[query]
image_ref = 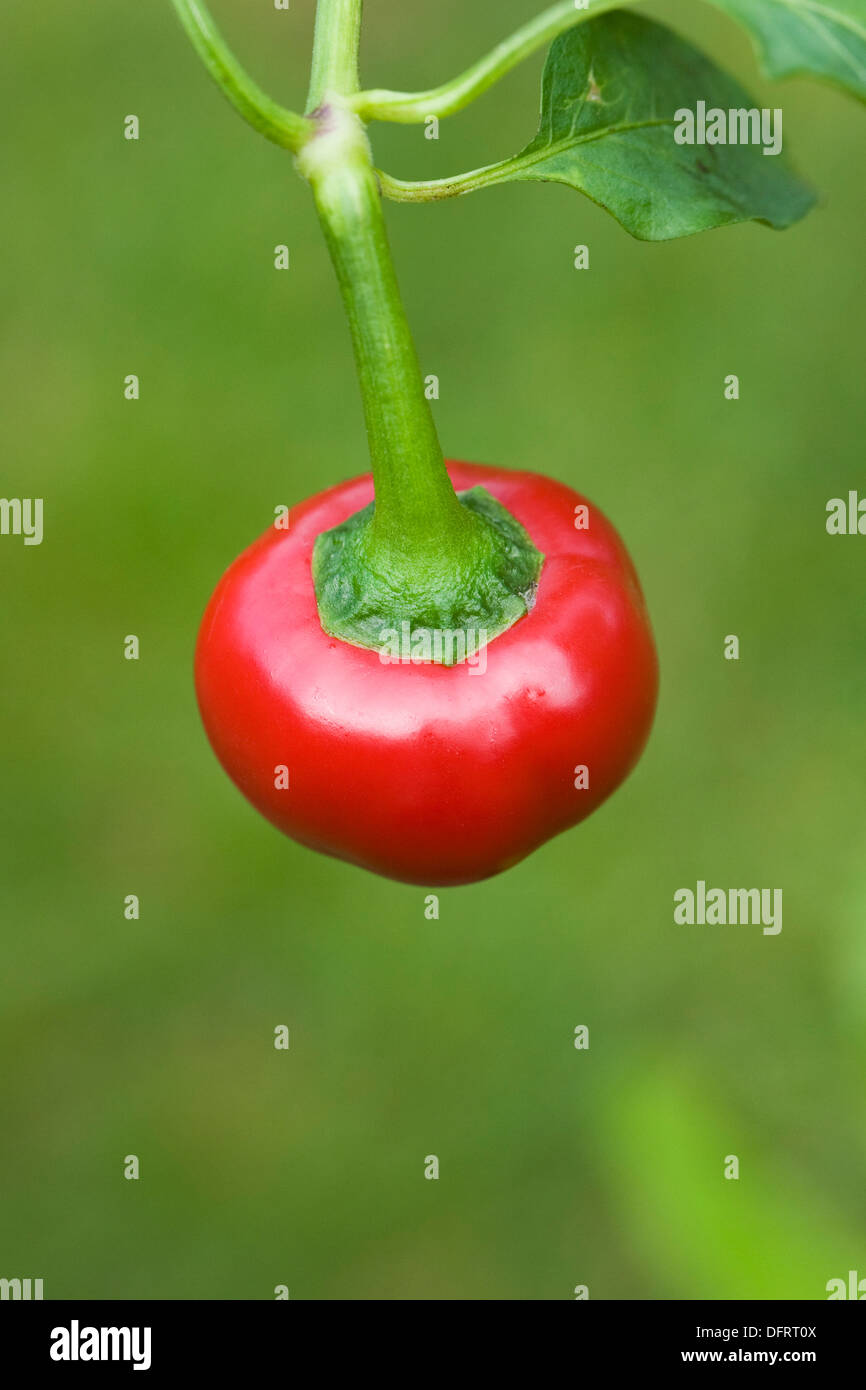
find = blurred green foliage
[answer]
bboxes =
[1,0,864,1299]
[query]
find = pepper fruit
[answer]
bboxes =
[195,463,657,885]
[176,1,660,885]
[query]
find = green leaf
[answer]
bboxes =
[493,10,815,241]
[710,0,866,101]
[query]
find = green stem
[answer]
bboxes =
[349,0,619,123]
[297,100,542,652]
[377,161,518,204]
[301,1,464,550]
[376,117,675,203]
[306,0,363,112]
[170,0,313,151]
[175,0,544,657]
[298,107,462,549]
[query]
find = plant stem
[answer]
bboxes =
[299,109,464,551]
[306,0,363,112]
[297,0,543,654]
[376,117,675,203]
[377,162,516,204]
[175,0,544,652]
[171,0,313,151]
[300,2,469,554]
[349,0,619,123]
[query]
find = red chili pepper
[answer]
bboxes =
[175,9,660,885]
[195,461,657,886]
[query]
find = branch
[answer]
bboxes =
[171,0,313,151]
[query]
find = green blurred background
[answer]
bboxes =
[1,0,864,1300]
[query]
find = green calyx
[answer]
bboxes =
[312,485,544,663]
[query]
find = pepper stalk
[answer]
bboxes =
[172,0,544,658]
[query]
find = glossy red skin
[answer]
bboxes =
[195,463,658,885]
